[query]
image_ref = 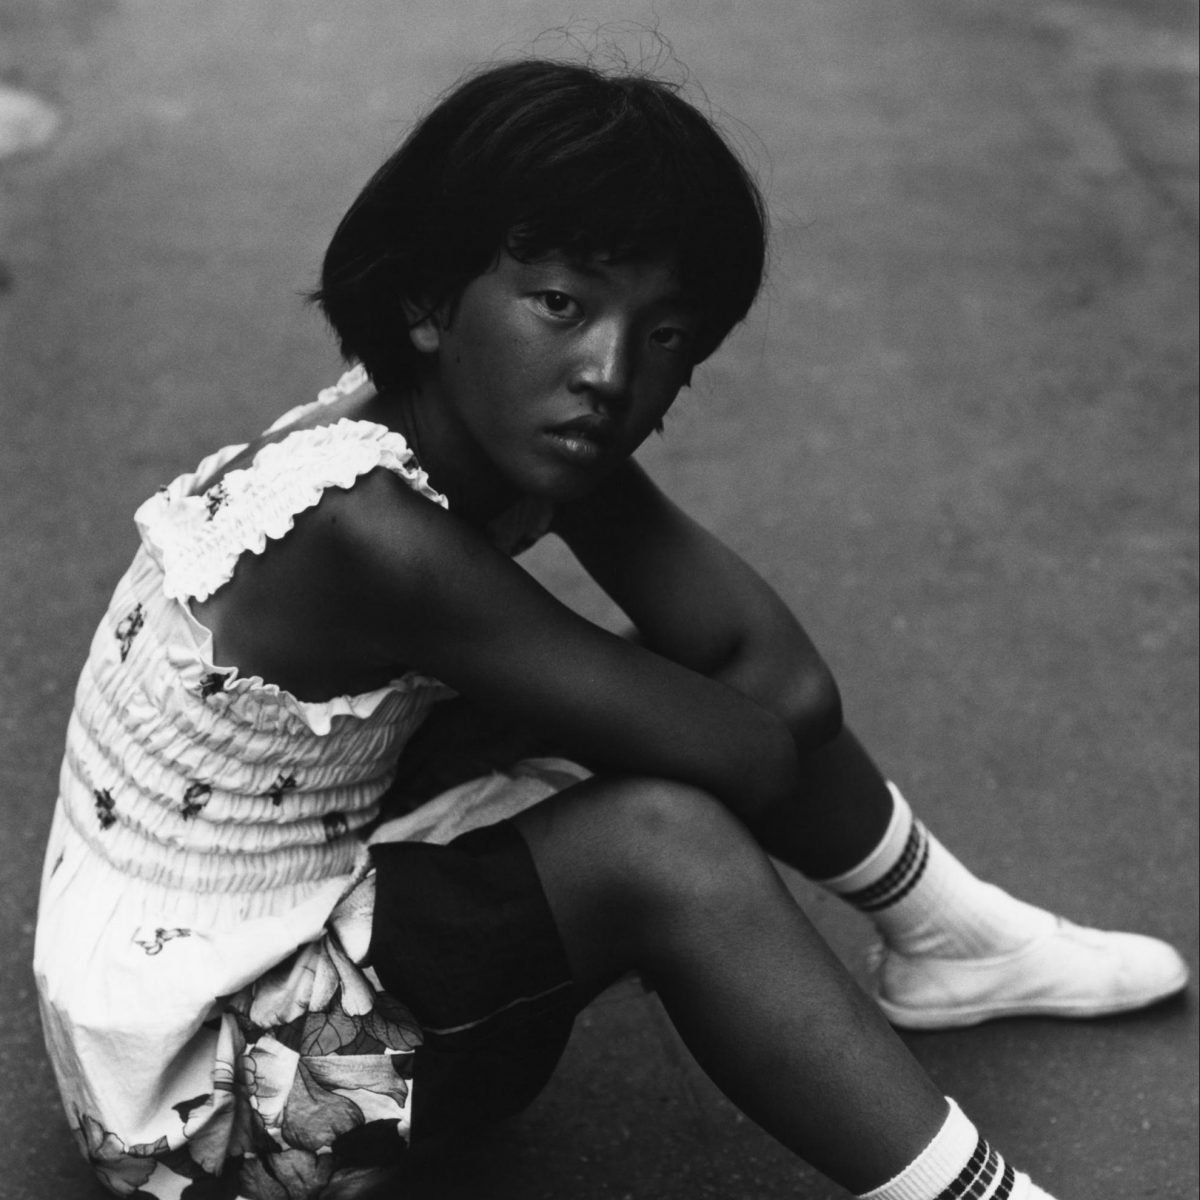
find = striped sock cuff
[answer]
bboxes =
[858,1097,1033,1200]
[818,782,926,915]
[846,819,930,913]
[934,1136,1016,1199]
[859,1099,1008,1200]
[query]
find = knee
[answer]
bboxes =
[600,778,768,918]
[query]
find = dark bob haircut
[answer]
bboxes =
[311,59,768,394]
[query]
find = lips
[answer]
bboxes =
[548,413,616,446]
[544,413,616,465]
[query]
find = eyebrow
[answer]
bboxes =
[520,256,698,312]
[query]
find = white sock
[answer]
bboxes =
[819,783,1055,958]
[858,1097,1057,1200]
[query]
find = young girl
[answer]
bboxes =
[34,58,1187,1200]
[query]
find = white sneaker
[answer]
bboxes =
[869,918,1190,1030]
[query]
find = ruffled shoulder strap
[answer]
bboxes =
[261,362,371,435]
[135,391,447,603]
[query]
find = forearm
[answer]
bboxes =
[699,603,844,756]
[552,463,841,783]
[393,685,805,829]
[545,647,810,824]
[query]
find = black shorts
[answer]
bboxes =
[368,820,580,1152]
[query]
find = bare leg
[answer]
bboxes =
[390,699,895,880]
[513,775,946,1195]
[752,725,895,878]
[747,727,1189,1030]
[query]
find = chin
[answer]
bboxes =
[511,457,613,504]
[531,477,601,505]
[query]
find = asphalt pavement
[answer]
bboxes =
[1,1,1196,1197]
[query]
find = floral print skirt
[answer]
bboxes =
[35,761,587,1200]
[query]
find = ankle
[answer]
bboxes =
[820,784,1055,959]
[881,862,1056,960]
[856,1097,1057,1200]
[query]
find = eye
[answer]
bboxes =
[534,290,582,320]
[649,326,691,353]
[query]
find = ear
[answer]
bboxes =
[402,300,441,354]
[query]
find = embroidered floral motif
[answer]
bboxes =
[93,788,117,830]
[263,773,298,807]
[204,480,229,519]
[199,670,229,699]
[322,813,349,842]
[181,781,213,820]
[114,603,145,663]
[132,927,193,956]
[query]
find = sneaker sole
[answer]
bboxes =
[874,963,1190,1030]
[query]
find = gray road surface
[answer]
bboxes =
[1,1,1196,1197]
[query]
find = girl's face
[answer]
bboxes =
[408,249,699,508]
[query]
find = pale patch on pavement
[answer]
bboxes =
[0,84,60,160]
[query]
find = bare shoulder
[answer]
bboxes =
[310,467,546,666]
[192,465,467,699]
[317,465,495,599]
[210,464,801,816]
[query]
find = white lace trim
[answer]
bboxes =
[135,415,448,605]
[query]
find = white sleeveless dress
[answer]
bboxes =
[33,367,587,1199]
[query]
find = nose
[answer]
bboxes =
[569,319,634,406]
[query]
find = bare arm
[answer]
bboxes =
[552,460,842,750]
[324,470,804,823]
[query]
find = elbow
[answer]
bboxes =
[722,652,842,824]
[722,635,843,751]
[740,674,841,825]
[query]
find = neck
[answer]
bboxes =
[387,385,520,528]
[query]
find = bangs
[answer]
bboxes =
[313,59,766,391]
[490,80,765,358]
